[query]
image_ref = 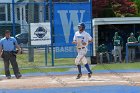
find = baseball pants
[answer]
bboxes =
[75,47,88,65]
[99,53,110,64]
[128,48,135,62]
[114,46,122,62]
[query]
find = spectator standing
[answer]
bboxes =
[127,32,137,62]
[113,32,123,63]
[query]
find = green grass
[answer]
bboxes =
[92,62,140,70]
[0,68,69,75]
[0,50,73,74]
[54,58,74,66]
[8,51,75,68]
[0,52,75,68]
[0,50,74,74]
[1,49,140,74]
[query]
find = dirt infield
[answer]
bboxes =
[0,73,140,89]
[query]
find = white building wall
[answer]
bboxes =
[0,0,19,3]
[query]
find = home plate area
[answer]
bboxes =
[0,73,140,89]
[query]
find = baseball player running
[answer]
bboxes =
[72,22,92,79]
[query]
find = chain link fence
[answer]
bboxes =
[0,1,92,72]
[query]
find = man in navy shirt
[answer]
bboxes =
[0,30,22,79]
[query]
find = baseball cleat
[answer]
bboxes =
[16,74,22,79]
[7,76,11,79]
[76,74,82,79]
[88,73,92,78]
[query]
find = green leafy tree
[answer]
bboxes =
[92,0,138,17]
[130,0,140,16]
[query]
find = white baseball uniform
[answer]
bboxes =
[73,31,92,65]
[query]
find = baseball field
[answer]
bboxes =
[1,61,140,93]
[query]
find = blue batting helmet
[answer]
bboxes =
[78,22,85,29]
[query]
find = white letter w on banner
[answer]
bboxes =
[57,10,85,43]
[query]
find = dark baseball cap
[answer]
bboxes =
[130,32,134,36]
[5,30,11,34]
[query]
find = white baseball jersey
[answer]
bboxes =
[73,31,92,48]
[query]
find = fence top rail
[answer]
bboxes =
[0,1,90,5]
[0,2,48,5]
[20,45,50,48]
[126,43,140,46]
[20,44,77,48]
[15,2,48,5]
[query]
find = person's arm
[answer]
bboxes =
[88,39,93,44]
[97,46,100,53]
[112,37,114,42]
[72,33,77,44]
[16,44,21,54]
[120,37,123,50]
[82,33,92,46]
[127,37,132,43]
[87,33,93,44]
[0,47,2,56]
[134,37,138,43]
[105,46,108,52]
[14,38,21,54]
[138,36,140,43]
[128,37,138,44]
[120,37,123,46]
[0,40,3,57]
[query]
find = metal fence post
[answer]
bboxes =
[89,0,93,57]
[126,43,129,63]
[28,0,35,62]
[43,0,48,66]
[45,46,48,66]
[44,0,47,22]
[49,0,54,66]
[12,0,16,36]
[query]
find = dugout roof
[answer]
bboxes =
[93,17,140,25]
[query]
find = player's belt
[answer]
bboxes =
[3,51,16,53]
[78,47,85,49]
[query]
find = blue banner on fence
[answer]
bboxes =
[54,3,92,58]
